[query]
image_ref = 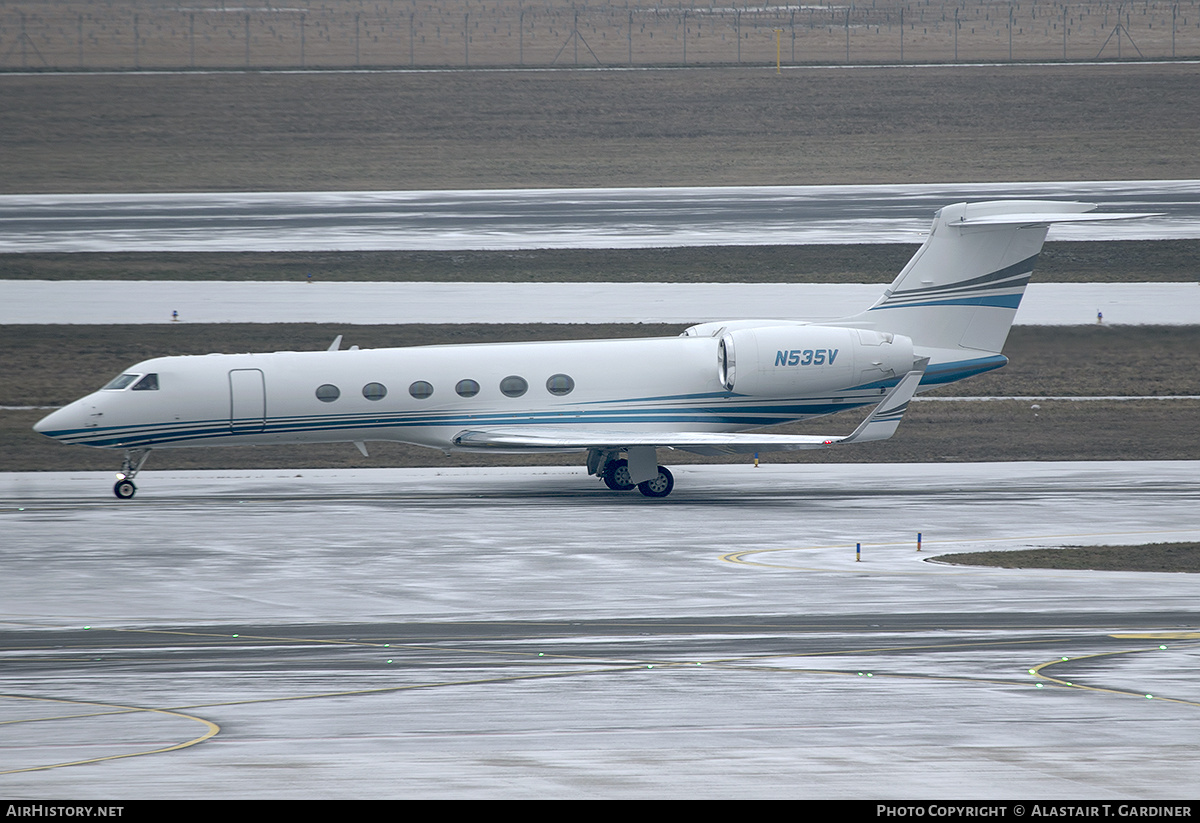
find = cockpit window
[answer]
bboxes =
[131,373,159,391]
[102,373,140,390]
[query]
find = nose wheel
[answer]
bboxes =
[113,449,151,500]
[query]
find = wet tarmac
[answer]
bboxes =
[2,462,1198,798]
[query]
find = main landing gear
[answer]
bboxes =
[636,465,674,498]
[113,449,151,500]
[589,450,676,499]
[602,458,634,491]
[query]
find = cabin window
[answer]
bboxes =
[131,373,159,391]
[102,374,139,390]
[500,376,528,398]
[545,374,575,396]
[455,379,480,398]
[316,384,340,403]
[409,381,434,400]
[362,382,387,401]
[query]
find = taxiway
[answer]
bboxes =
[1,181,1196,252]
[1,462,1198,798]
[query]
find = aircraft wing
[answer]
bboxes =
[452,365,926,455]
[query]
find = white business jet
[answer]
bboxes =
[34,200,1145,500]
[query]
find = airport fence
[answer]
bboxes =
[1,1,1198,70]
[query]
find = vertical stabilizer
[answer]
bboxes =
[833,200,1102,385]
[843,201,1098,352]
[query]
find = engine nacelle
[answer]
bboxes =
[717,325,914,396]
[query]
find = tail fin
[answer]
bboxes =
[834,200,1142,386]
[841,201,1098,353]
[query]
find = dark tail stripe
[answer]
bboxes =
[885,254,1039,300]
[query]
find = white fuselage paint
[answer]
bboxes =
[37,329,917,454]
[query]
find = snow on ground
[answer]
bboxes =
[3,281,1196,325]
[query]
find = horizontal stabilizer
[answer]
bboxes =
[452,362,927,455]
[955,210,1162,227]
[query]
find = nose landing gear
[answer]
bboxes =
[113,449,151,500]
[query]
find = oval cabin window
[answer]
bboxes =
[545,374,575,396]
[500,376,528,398]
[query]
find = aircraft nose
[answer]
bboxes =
[34,406,66,436]
[33,402,88,439]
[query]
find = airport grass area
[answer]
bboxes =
[934,544,1200,573]
[4,240,1199,284]
[3,63,1199,193]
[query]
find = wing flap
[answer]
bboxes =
[453,427,845,453]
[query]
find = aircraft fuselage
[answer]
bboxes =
[36,326,915,454]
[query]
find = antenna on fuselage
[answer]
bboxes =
[327,335,343,352]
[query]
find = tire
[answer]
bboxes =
[603,458,635,491]
[113,479,137,500]
[637,466,674,498]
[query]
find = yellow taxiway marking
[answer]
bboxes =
[8,623,1197,776]
[1111,632,1200,640]
[1030,645,1200,709]
[0,694,219,775]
